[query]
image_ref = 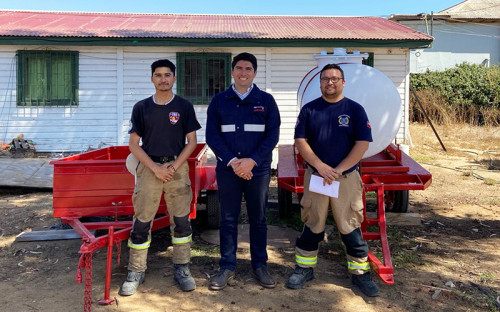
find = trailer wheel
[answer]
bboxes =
[206,190,220,229]
[278,186,293,218]
[384,190,409,213]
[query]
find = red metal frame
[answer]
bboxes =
[277,143,432,285]
[276,144,305,194]
[50,144,216,312]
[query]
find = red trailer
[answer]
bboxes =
[50,143,217,311]
[277,143,432,285]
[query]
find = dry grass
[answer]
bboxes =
[410,89,500,126]
[409,122,500,174]
[410,89,453,125]
[411,123,500,152]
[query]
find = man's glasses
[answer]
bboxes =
[320,77,343,83]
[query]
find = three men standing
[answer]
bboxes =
[121,55,377,298]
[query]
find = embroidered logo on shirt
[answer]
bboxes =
[338,114,350,127]
[253,106,265,112]
[367,121,371,128]
[169,112,180,124]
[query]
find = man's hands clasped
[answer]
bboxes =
[316,163,342,185]
[231,158,255,180]
[153,163,177,182]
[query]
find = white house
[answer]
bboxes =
[389,0,500,73]
[0,10,432,152]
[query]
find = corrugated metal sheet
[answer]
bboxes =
[0,10,432,41]
[390,0,500,22]
[438,0,500,19]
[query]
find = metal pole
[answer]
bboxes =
[98,226,116,305]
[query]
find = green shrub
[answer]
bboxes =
[410,63,500,126]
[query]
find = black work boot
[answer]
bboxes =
[286,265,314,289]
[209,269,235,290]
[174,264,196,291]
[119,271,145,296]
[253,266,276,288]
[351,272,379,297]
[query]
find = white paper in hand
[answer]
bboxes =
[309,174,340,198]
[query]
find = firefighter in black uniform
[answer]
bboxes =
[120,59,201,296]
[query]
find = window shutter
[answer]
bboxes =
[177,52,231,105]
[17,50,78,106]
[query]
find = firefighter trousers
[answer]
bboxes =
[294,168,370,275]
[127,161,193,272]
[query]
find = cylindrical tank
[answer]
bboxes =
[297,51,402,158]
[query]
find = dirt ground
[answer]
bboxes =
[0,123,499,312]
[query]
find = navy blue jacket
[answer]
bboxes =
[206,85,281,175]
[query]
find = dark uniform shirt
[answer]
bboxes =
[129,95,201,157]
[206,84,280,176]
[294,97,372,174]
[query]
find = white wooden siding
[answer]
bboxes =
[0,46,120,152]
[0,46,411,153]
[269,48,324,145]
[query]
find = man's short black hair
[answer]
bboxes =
[232,52,257,71]
[151,59,176,76]
[320,63,344,80]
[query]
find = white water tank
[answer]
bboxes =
[297,49,402,158]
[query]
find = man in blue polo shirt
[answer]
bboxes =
[206,52,280,290]
[287,63,379,297]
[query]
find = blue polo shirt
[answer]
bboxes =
[294,96,372,173]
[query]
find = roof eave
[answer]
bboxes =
[389,14,500,22]
[0,36,433,49]
[388,14,452,21]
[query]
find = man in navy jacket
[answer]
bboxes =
[206,52,280,290]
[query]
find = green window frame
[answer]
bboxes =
[176,53,232,105]
[17,50,79,106]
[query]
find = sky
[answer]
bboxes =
[0,0,462,17]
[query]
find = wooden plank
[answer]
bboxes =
[15,229,95,242]
[366,212,421,226]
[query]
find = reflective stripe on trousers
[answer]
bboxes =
[128,239,151,250]
[347,261,370,271]
[295,254,317,266]
[172,234,192,245]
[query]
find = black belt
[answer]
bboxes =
[150,155,176,164]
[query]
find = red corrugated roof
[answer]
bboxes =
[0,10,432,41]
